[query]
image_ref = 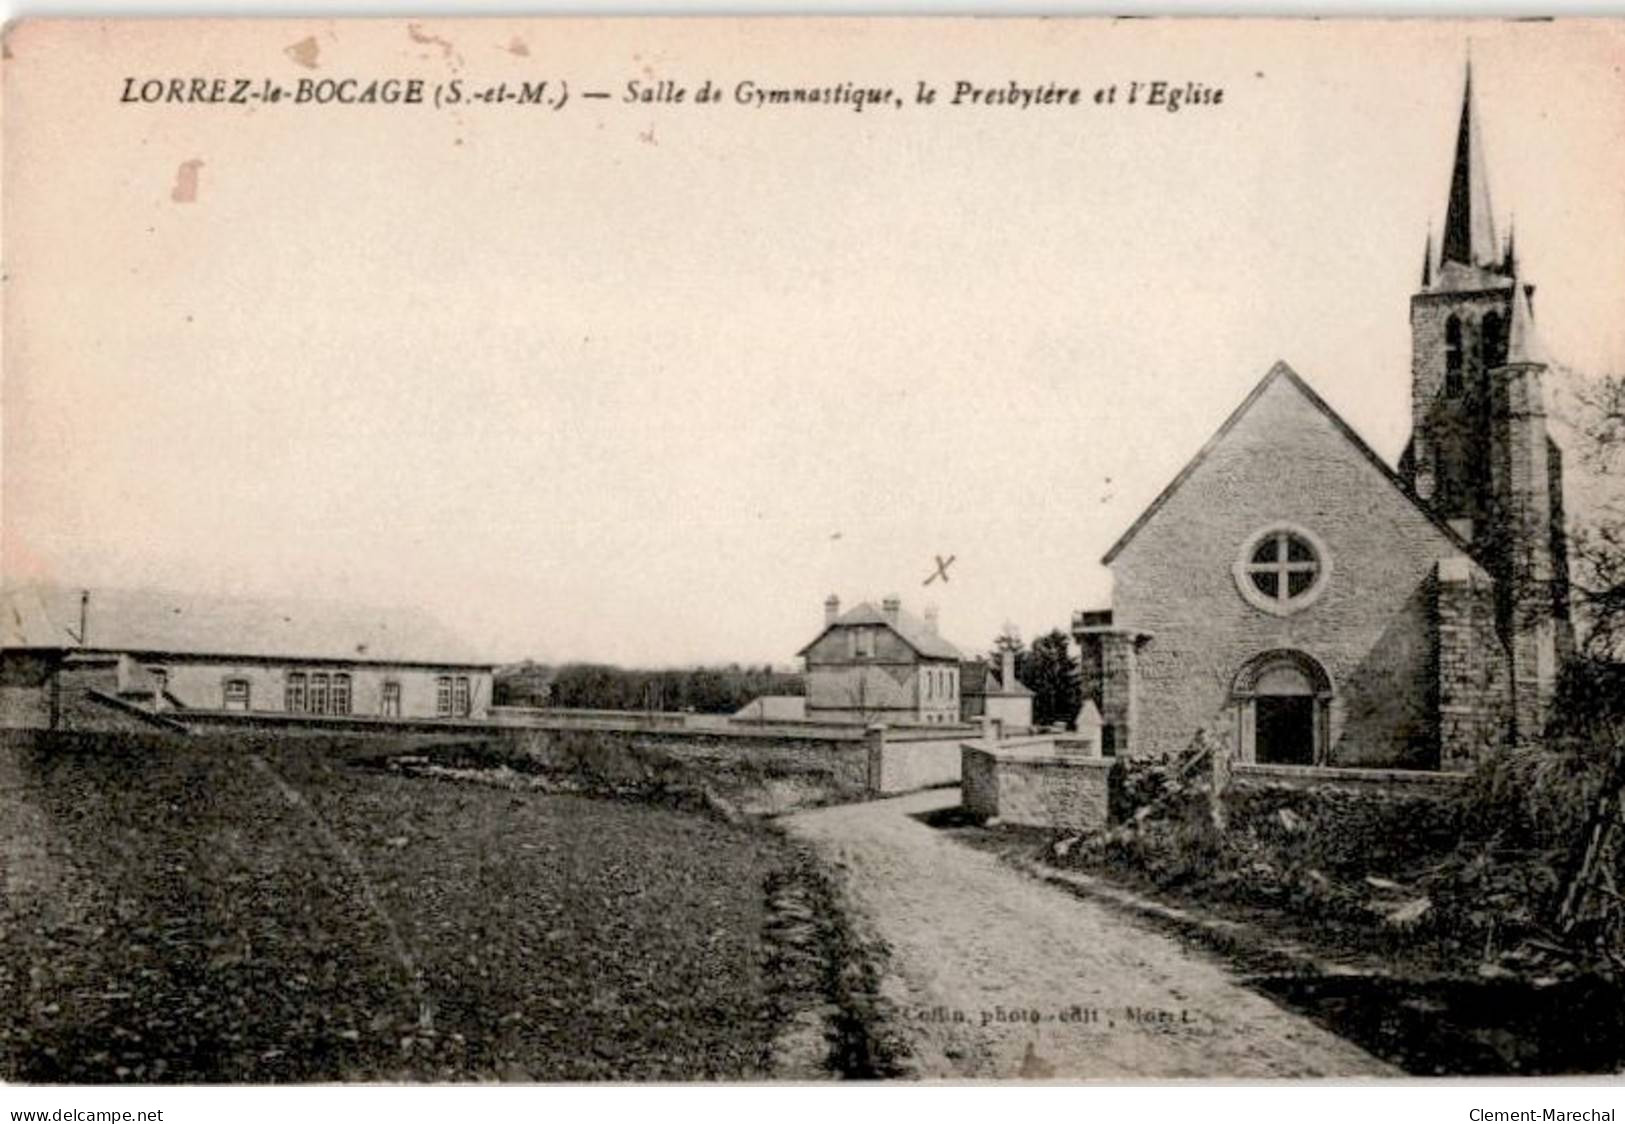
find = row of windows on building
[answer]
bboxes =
[204,672,473,717]
[1442,311,1506,397]
[921,665,958,702]
[285,671,357,715]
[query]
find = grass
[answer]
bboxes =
[0,734,822,1083]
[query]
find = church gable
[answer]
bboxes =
[1104,361,1479,768]
[1104,361,1468,572]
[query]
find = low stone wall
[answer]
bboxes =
[1225,761,1468,875]
[962,742,1113,832]
[489,705,690,731]
[867,731,970,794]
[15,701,979,809]
[170,709,507,738]
[1231,762,1466,795]
[506,724,873,812]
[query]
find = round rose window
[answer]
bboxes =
[1233,526,1331,615]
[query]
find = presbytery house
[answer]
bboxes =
[1,585,496,731]
[798,595,966,725]
[1075,69,1575,771]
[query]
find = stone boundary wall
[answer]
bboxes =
[962,743,1113,832]
[164,710,507,738]
[1231,762,1466,795]
[490,705,873,742]
[508,725,873,802]
[158,705,872,744]
[867,731,969,794]
[19,705,976,805]
[1,724,877,814]
[489,705,691,730]
[957,754,1463,836]
[1225,762,1468,872]
[184,708,961,800]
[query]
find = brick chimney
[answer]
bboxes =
[824,593,840,627]
[923,605,939,635]
[1001,646,1017,692]
[882,595,901,625]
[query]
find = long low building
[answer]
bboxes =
[1,586,495,730]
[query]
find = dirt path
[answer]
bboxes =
[784,788,1396,1079]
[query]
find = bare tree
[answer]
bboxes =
[1568,370,1625,660]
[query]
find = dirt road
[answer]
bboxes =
[784,788,1395,1079]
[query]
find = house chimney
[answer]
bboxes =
[923,605,939,635]
[78,589,90,647]
[1001,646,1017,693]
[882,595,901,625]
[824,594,840,626]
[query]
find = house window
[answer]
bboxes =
[1444,315,1464,396]
[849,627,876,659]
[381,681,401,718]
[332,673,352,716]
[453,676,471,717]
[285,672,307,713]
[148,668,168,695]
[309,672,330,715]
[1234,526,1332,616]
[223,678,250,711]
[436,676,452,716]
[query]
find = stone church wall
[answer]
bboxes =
[1108,373,1466,767]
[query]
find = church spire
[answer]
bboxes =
[1421,227,1434,288]
[1506,273,1544,366]
[1503,216,1518,274]
[1440,61,1499,269]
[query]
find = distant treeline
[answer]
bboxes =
[495,661,805,714]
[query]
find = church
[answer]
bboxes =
[1074,69,1575,772]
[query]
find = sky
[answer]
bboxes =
[3,18,1624,667]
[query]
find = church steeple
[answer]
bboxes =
[1421,227,1434,288]
[1406,64,1573,747]
[1440,62,1499,270]
[1506,272,1543,366]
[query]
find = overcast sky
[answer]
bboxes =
[4,18,1623,667]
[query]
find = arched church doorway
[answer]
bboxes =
[1233,650,1332,766]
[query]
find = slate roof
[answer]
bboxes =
[1101,361,1476,567]
[988,670,1034,697]
[1441,63,1499,271]
[959,659,994,696]
[796,601,966,661]
[734,695,807,721]
[2,585,489,667]
[1507,269,1545,365]
[959,658,1033,697]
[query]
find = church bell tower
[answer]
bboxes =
[1403,63,1573,740]
[1405,63,1518,535]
